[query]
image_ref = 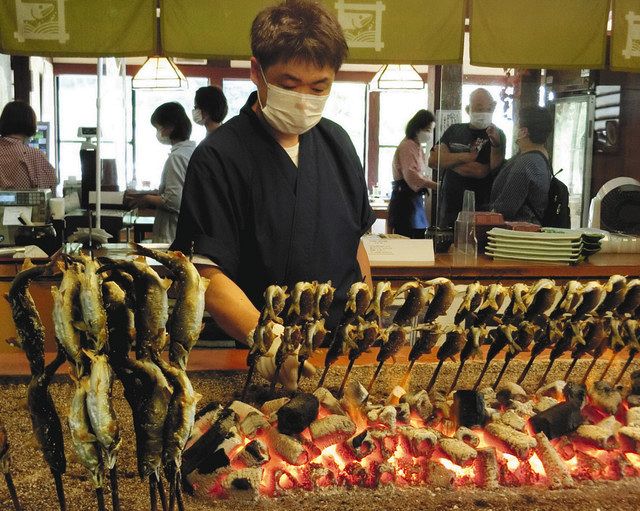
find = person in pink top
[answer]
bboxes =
[387,109,437,238]
[0,101,56,191]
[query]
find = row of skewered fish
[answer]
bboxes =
[5,244,209,511]
[245,275,640,397]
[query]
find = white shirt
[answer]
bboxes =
[283,143,300,167]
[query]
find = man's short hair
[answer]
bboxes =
[520,106,553,144]
[195,86,228,123]
[151,102,192,142]
[251,0,348,72]
[0,101,37,137]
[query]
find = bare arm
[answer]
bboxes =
[450,161,491,179]
[427,144,475,169]
[357,240,373,290]
[199,266,259,345]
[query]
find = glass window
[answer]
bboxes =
[222,79,256,118]
[377,88,429,197]
[324,82,367,165]
[133,77,209,188]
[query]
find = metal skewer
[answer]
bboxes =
[599,351,619,381]
[367,360,385,393]
[426,360,444,393]
[110,465,121,511]
[51,470,67,511]
[563,357,579,382]
[491,358,511,390]
[473,358,491,391]
[614,350,637,386]
[4,472,22,511]
[337,358,356,398]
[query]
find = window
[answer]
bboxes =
[222,79,256,118]
[377,88,429,197]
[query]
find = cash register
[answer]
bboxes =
[0,189,51,245]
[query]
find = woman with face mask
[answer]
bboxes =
[125,102,196,243]
[192,85,228,136]
[172,0,374,390]
[387,109,437,238]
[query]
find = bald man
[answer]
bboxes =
[428,88,506,229]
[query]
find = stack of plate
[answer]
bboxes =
[485,228,583,264]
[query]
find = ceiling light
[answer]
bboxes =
[132,56,188,90]
[372,64,425,90]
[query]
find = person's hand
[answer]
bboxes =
[255,336,316,391]
[123,190,142,209]
[486,124,501,148]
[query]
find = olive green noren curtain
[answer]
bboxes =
[610,0,640,72]
[469,0,610,69]
[161,0,465,65]
[0,0,156,57]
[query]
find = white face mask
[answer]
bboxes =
[257,66,329,135]
[469,112,493,130]
[416,130,431,144]
[192,108,205,126]
[156,129,172,145]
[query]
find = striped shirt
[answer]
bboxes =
[0,136,56,190]
[489,151,551,224]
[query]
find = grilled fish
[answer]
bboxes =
[344,281,372,317]
[525,279,559,321]
[377,325,412,363]
[505,283,530,320]
[286,281,317,323]
[392,281,433,326]
[409,323,447,362]
[314,281,335,319]
[78,257,108,353]
[51,262,84,372]
[366,281,394,322]
[260,285,289,323]
[552,280,583,319]
[454,281,486,325]
[619,279,640,316]
[475,284,510,325]
[596,275,628,316]
[421,278,457,322]
[436,325,467,362]
[572,281,606,320]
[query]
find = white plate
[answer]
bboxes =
[488,227,581,241]
[485,248,580,263]
[485,243,581,255]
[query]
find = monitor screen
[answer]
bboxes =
[28,121,50,158]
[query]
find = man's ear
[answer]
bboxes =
[249,57,260,87]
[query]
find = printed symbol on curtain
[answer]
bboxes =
[622,10,640,59]
[13,0,69,44]
[334,1,385,52]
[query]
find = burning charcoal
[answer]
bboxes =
[534,396,559,413]
[386,386,407,406]
[187,404,223,449]
[268,429,308,465]
[453,390,487,428]
[627,407,640,427]
[563,382,587,406]
[309,463,336,489]
[261,397,290,415]
[534,432,574,489]
[530,401,583,440]
[223,467,263,499]
[375,462,396,486]
[474,447,499,489]
[485,422,537,459]
[455,427,480,448]
[313,387,346,415]
[346,430,377,459]
[537,380,566,399]
[438,437,477,466]
[240,411,270,438]
[277,393,319,435]
[233,439,270,467]
[398,426,438,457]
[478,386,497,405]
[377,406,397,433]
[428,461,455,488]
[366,405,383,422]
[589,381,622,415]
[509,400,535,418]
[575,416,621,450]
[229,400,263,421]
[342,381,369,408]
[631,370,640,395]
[309,414,356,449]
[395,402,411,422]
[496,382,527,405]
[619,426,640,453]
[495,410,526,432]
[402,390,433,421]
[369,429,398,460]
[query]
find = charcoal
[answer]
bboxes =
[631,370,640,395]
[277,393,319,435]
[453,390,487,428]
[563,382,587,406]
[496,383,527,405]
[589,381,622,415]
[628,395,640,408]
[530,401,583,439]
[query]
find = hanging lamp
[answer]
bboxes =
[372,64,424,90]
[132,56,188,90]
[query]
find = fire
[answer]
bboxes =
[502,453,520,472]
[528,453,546,476]
[438,457,474,478]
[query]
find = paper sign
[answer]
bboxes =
[362,236,435,267]
[2,206,32,226]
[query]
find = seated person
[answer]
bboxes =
[489,106,553,223]
[0,101,56,192]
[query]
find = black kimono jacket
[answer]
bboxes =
[172,92,375,329]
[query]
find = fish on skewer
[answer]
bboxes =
[572,281,606,320]
[599,317,629,381]
[551,280,583,320]
[392,281,433,326]
[618,279,640,316]
[51,261,84,373]
[614,320,640,385]
[454,282,486,325]
[78,257,108,353]
[368,325,412,393]
[580,318,612,384]
[338,320,379,396]
[298,319,329,383]
[561,321,595,382]
[286,281,317,324]
[517,319,564,385]
[399,323,448,389]
[6,262,68,511]
[261,285,289,323]
[421,278,457,323]
[596,275,628,316]
[449,326,489,392]
[492,321,538,389]
[474,284,510,326]
[131,244,210,370]
[524,279,560,323]
[426,325,466,392]
[0,420,22,511]
[365,281,395,323]
[271,325,303,392]
[473,324,518,390]
[502,283,530,322]
[317,323,361,388]
[314,281,335,319]
[537,321,583,389]
[344,281,373,319]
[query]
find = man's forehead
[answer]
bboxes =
[266,60,335,80]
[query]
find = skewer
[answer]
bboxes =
[52,470,67,511]
[581,356,599,385]
[367,360,385,393]
[399,359,416,389]
[614,351,637,386]
[426,360,444,392]
[536,359,555,390]
[149,475,158,511]
[491,358,511,390]
[270,365,282,393]
[516,354,537,385]
[158,475,169,511]
[337,358,356,398]
[95,487,106,511]
[240,363,256,401]
[110,466,121,511]
[317,364,331,389]
[473,359,491,391]
[176,481,186,511]
[599,351,619,381]
[563,357,579,382]
[4,472,21,511]
[448,360,466,393]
